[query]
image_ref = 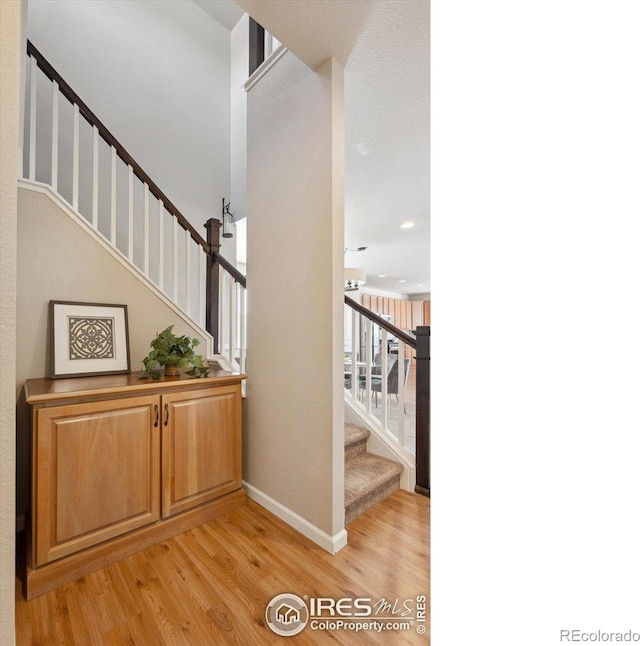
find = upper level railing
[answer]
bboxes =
[23,40,244,371]
[344,295,429,495]
[249,19,282,76]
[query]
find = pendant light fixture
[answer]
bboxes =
[222,198,235,238]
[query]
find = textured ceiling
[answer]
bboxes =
[234,0,430,296]
[234,0,377,70]
[344,0,429,295]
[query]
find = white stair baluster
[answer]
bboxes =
[29,56,37,180]
[72,104,79,210]
[239,286,246,374]
[381,330,388,430]
[396,340,405,448]
[350,308,358,401]
[158,200,164,290]
[217,272,225,358]
[91,126,98,228]
[230,279,237,366]
[127,166,134,260]
[110,146,117,243]
[143,184,149,276]
[198,247,205,329]
[51,81,59,192]
[186,232,191,317]
[365,319,373,415]
[172,217,178,302]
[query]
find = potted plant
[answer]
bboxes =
[141,325,210,379]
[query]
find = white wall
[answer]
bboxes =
[0,2,22,641]
[27,0,231,233]
[228,13,249,267]
[245,51,346,546]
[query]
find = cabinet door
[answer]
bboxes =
[161,384,242,518]
[33,395,160,566]
[412,302,423,329]
[423,301,431,325]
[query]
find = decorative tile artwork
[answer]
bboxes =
[68,317,115,360]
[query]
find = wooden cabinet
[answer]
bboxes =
[33,395,160,567]
[25,371,245,599]
[423,301,431,325]
[162,385,241,517]
[361,294,429,331]
[412,301,423,328]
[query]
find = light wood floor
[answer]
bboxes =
[16,491,430,645]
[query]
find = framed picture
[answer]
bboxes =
[49,301,131,379]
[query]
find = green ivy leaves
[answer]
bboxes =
[140,325,211,380]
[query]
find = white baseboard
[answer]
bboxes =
[243,481,347,555]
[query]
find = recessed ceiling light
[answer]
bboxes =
[398,280,406,283]
[378,274,386,278]
[400,222,415,229]
[417,284,424,287]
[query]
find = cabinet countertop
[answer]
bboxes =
[25,370,246,404]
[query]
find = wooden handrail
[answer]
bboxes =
[26,40,209,252]
[214,252,247,288]
[344,295,417,349]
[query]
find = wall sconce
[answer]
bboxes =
[344,267,367,291]
[344,246,367,291]
[222,198,235,238]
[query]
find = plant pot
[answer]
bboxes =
[164,365,180,377]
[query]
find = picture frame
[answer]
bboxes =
[49,301,131,379]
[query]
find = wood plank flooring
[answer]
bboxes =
[16,491,430,645]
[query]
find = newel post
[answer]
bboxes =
[415,326,430,496]
[205,218,222,355]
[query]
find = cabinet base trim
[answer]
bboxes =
[25,488,246,600]
[243,481,347,555]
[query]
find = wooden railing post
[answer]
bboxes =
[205,218,222,354]
[415,326,430,497]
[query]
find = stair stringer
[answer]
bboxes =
[344,396,416,492]
[18,179,214,358]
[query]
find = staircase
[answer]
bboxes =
[344,424,403,524]
[22,39,418,539]
[22,41,246,373]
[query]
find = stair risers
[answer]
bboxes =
[345,471,402,525]
[344,424,403,525]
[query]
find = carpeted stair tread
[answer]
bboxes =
[345,424,370,460]
[344,452,403,508]
[345,424,370,447]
